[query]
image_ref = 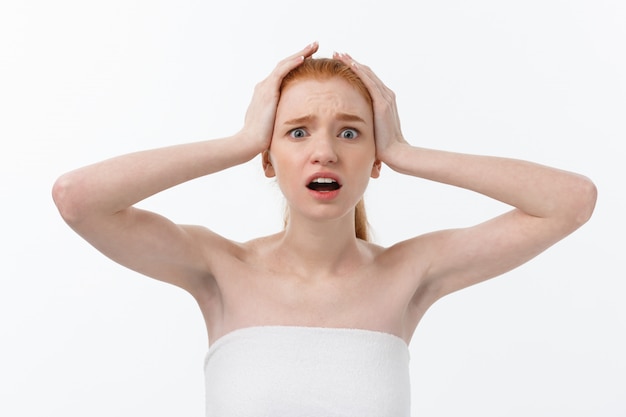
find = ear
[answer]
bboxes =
[262,150,276,178]
[370,159,382,178]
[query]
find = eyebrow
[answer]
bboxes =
[282,113,367,126]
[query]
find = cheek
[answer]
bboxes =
[354,146,377,168]
[268,153,297,187]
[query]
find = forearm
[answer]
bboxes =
[385,143,596,224]
[53,133,258,222]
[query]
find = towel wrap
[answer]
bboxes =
[204,325,411,416]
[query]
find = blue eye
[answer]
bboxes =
[289,128,307,139]
[340,128,359,139]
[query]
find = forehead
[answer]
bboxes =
[276,77,372,122]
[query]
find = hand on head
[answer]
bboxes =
[240,42,319,156]
[242,42,407,168]
[333,51,408,165]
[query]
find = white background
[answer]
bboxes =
[1,0,624,416]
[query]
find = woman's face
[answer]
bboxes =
[264,76,380,223]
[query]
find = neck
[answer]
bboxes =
[276,211,364,278]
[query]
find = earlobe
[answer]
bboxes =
[262,150,276,178]
[370,159,382,178]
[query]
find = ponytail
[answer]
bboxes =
[354,199,369,241]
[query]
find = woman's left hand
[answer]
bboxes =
[333,52,409,166]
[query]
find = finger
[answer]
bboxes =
[333,52,391,100]
[333,52,378,87]
[271,41,319,79]
[283,41,319,63]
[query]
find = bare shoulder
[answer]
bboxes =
[200,232,287,283]
[232,232,287,267]
[169,224,248,297]
[370,233,439,274]
[368,232,451,307]
[357,235,438,299]
[186,224,244,259]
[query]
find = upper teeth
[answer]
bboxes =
[312,178,337,183]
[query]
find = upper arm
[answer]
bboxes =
[415,208,583,301]
[66,206,226,295]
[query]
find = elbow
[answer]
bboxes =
[52,172,88,225]
[566,175,598,230]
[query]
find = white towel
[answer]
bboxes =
[204,325,411,417]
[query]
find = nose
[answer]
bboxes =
[309,134,338,165]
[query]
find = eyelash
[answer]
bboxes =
[289,128,308,139]
[288,128,360,140]
[339,128,359,140]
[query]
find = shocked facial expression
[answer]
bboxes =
[263,76,381,222]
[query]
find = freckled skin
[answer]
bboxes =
[266,77,379,223]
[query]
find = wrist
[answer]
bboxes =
[231,130,268,161]
[379,141,411,171]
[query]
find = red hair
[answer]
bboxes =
[280,58,373,107]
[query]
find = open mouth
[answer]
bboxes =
[307,177,342,192]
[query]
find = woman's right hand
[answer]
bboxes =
[239,42,319,154]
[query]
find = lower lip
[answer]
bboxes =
[307,188,341,201]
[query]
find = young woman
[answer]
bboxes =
[52,42,597,416]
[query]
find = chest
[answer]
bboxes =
[210,257,412,337]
